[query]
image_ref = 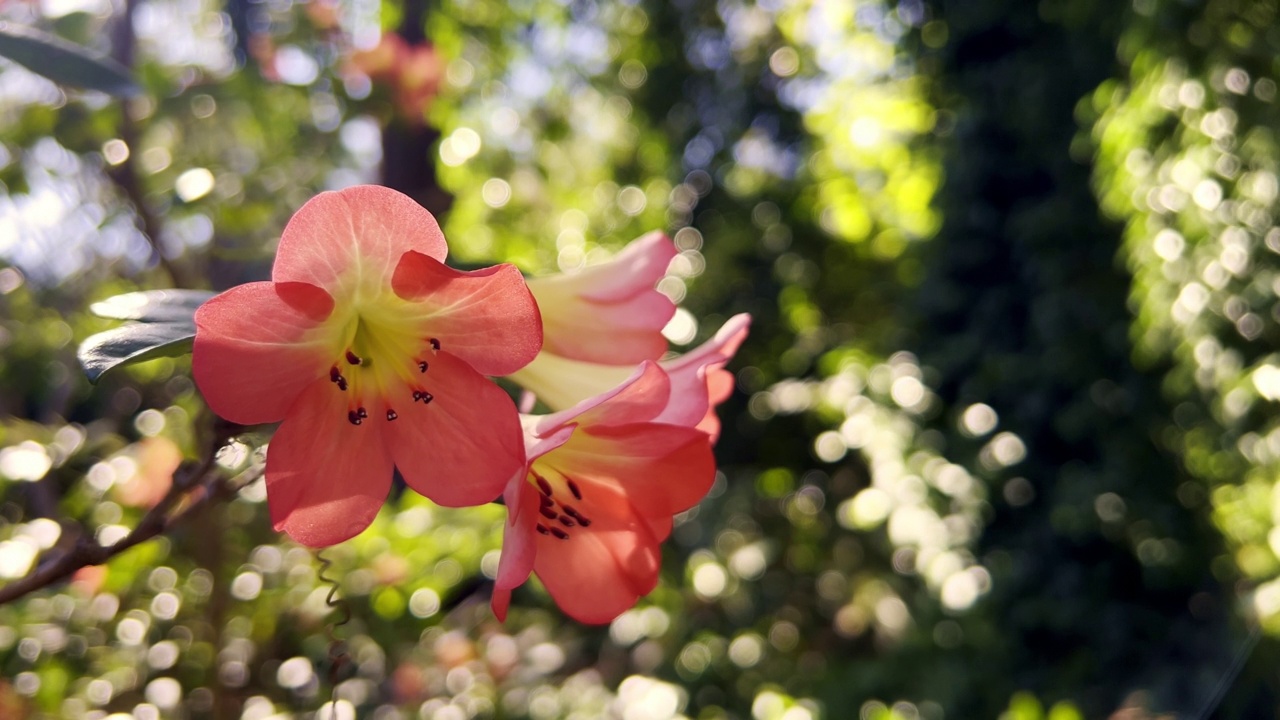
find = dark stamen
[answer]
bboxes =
[558,515,576,527]
[539,507,558,520]
[535,524,550,536]
[567,479,583,500]
[418,361,429,373]
[336,378,348,391]
[549,527,569,540]
[357,407,368,419]
[386,409,398,421]
[429,338,441,351]
[329,366,341,382]
[539,494,555,508]
[535,475,553,497]
[563,506,593,526]
[345,350,362,365]
[347,411,362,426]
[420,391,433,404]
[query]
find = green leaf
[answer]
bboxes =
[90,289,214,323]
[78,322,195,383]
[0,22,139,96]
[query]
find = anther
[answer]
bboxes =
[330,366,341,382]
[539,494,555,509]
[386,409,398,421]
[429,338,441,351]
[337,378,348,391]
[347,410,362,425]
[418,361,429,373]
[558,515,576,527]
[566,479,583,500]
[539,507,558,520]
[549,527,569,540]
[420,391,433,404]
[563,506,592,526]
[357,407,368,419]
[535,524,550,536]
[535,475,553,497]
[345,350,363,365]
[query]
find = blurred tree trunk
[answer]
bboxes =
[381,0,452,217]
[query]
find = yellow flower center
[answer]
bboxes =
[324,295,439,425]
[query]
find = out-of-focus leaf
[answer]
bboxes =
[90,289,214,323]
[78,322,195,383]
[0,22,139,96]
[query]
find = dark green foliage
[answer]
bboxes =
[77,322,195,383]
[0,22,138,96]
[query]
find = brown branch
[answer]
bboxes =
[0,481,216,604]
[0,423,250,606]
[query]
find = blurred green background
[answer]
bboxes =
[2,0,1280,717]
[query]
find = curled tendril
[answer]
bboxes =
[315,549,351,714]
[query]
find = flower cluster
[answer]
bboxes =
[192,185,749,623]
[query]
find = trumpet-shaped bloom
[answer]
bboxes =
[509,233,675,392]
[493,363,716,624]
[512,314,751,442]
[193,186,541,547]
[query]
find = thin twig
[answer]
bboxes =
[0,477,217,604]
[0,426,243,606]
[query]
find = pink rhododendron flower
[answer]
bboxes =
[525,231,677,364]
[508,233,676,392]
[513,313,751,442]
[492,362,717,624]
[193,185,542,547]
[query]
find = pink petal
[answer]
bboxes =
[532,232,676,303]
[538,296,674,365]
[647,514,674,542]
[264,378,394,547]
[391,251,542,376]
[522,420,576,466]
[532,362,670,436]
[663,313,751,376]
[385,351,525,507]
[272,185,448,292]
[695,368,737,442]
[528,232,677,365]
[493,478,540,621]
[533,482,662,624]
[491,586,514,623]
[549,422,716,521]
[193,281,335,425]
[506,353,633,412]
[654,314,752,432]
